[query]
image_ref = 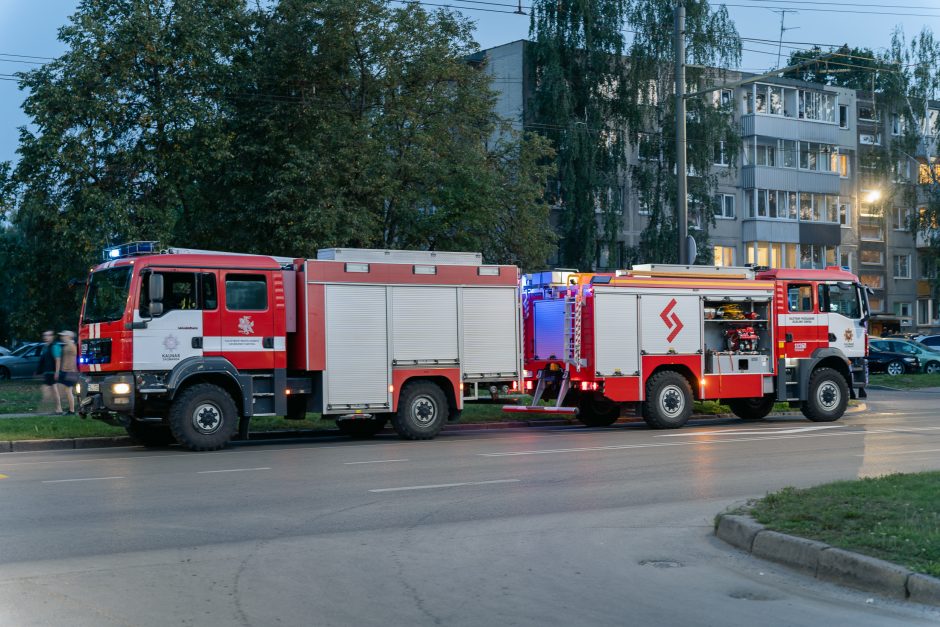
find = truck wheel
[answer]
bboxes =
[126,422,176,447]
[641,371,692,429]
[391,381,447,440]
[168,383,238,451]
[336,417,387,439]
[800,367,848,422]
[285,396,308,420]
[577,393,620,427]
[727,396,775,421]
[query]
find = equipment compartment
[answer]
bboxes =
[702,297,773,374]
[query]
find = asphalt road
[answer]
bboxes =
[1,389,939,626]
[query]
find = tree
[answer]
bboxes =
[624,0,740,265]
[5,0,247,338]
[528,0,741,269]
[187,0,556,267]
[782,46,887,92]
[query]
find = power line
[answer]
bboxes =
[716,2,940,18]
[733,0,940,10]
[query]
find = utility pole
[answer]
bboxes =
[772,10,799,69]
[674,1,688,265]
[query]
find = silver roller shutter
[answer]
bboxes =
[462,287,519,377]
[325,284,389,408]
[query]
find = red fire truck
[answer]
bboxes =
[506,264,869,428]
[76,243,521,450]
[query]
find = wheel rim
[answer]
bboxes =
[192,402,223,435]
[816,381,841,411]
[928,363,939,374]
[887,362,903,376]
[410,394,437,426]
[659,384,685,418]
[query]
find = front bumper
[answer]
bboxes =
[77,373,136,420]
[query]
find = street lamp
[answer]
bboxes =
[864,189,882,204]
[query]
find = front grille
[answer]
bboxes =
[80,338,112,365]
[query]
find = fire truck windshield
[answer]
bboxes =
[82,266,133,324]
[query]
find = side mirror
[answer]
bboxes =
[149,273,164,317]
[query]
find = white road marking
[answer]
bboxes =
[344,459,409,465]
[197,467,271,474]
[656,425,844,437]
[478,428,908,457]
[369,479,520,493]
[42,476,124,484]
[855,448,940,457]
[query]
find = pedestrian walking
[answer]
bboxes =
[57,330,78,414]
[35,330,62,414]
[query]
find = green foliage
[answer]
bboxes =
[0,0,556,342]
[528,0,741,269]
[752,473,940,577]
[624,0,740,265]
[782,46,887,92]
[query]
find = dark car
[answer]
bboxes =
[872,338,940,374]
[867,344,919,376]
[0,343,45,380]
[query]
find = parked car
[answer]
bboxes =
[867,344,919,376]
[0,346,10,357]
[884,332,926,342]
[0,343,45,380]
[919,334,940,349]
[871,338,940,374]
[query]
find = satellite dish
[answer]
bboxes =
[686,235,697,265]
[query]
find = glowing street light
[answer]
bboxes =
[864,189,882,204]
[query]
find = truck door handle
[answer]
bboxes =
[828,333,837,342]
[192,337,203,349]
[262,337,274,349]
[785,333,793,342]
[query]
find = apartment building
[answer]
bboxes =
[479,41,939,334]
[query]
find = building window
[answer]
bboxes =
[714,193,735,219]
[713,141,729,166]
[637,196,650,216]
[799,244,837,269]
[755,143,775,167]
[895,302,913,318]
[918,299,931,326]
[839,104,848,129]
[868,297,884,313]
[891,113,901,135]
[894,254,911,279]
[860,273,884,289]
[840,202,852,227]
[860,249,884,266]
[779,139,797,168]
[859,133,882,146]
[837,153,849,177]
[892,207,912,231]
[860,225,884,241]
[713,245,735,266]
[840,250,854,272]
[858,106,879,122]
[921,256,938,279]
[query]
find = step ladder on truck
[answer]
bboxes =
[506,263,870,429]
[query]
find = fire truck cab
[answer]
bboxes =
[76,243,521,450]
[507,263,868,428]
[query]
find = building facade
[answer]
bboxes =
[481,41,938,334]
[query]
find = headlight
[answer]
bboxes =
[112,382,132,395]
[74,383,81,395]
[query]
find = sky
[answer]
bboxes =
[1,0,939,167]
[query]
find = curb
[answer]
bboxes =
[715,513,940,607]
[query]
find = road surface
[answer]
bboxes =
[1,388,938,626]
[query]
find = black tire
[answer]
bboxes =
[167,383,238,451]
[336,416,387,439]
[391,381,448,440]
[126,422,177,447]
[576,392,620,427]
[727,395,776,421]
[800,367,849,423]
[885,360,905,376]
[641,371,693,429]
[926,361,940,375]
[286,396,308,420]
[0,367,9,381]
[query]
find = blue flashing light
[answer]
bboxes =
[102,241,159,262]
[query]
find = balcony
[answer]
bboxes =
[741,114,843,144]
[741,165,842,194]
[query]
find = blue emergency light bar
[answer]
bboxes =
[102,241,159,261]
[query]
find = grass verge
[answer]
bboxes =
[870,373,940,389]
[0,381,45,414]
[750,472,940,577]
